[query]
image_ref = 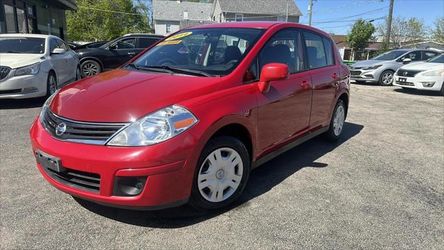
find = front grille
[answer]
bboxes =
[44,166,101,193]
[350,70,361,76]
[397,69,422,77]
[0,66,11,80]
[41,108,127,145]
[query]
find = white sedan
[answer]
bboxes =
[394,53,444,95]
[0,34,80,99]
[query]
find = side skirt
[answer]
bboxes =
[253,126,329,168]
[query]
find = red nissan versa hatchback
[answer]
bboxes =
[30,22,350,210]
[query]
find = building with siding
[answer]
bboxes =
[0,0,77,40]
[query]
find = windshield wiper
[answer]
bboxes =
[126,63,174,74]
[146,65,212,77]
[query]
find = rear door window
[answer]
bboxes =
[303,31,328,69]
[322,37,335,66]
[422,51,438,60]
[138,38,159,48]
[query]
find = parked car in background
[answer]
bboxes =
[68,41,108,50]
[30,22,350,210]
[0,34,80,99]
[76,34,163,77]
[394,53,444,95]
[349,49,439,85]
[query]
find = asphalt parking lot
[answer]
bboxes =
[1,84,443,249]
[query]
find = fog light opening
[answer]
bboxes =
[113,176,147,196]
[421,82,435,87]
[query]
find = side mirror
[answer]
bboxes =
[402,58,412,64]
[258,63,289,92]
[51,48,65,55]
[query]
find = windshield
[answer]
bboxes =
[428,54,444,63]
[131,28,264,76]
[372,50,407,60]
[0,37,45,54]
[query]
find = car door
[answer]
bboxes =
[255,28,312,152]
[303,31,339,128]
[105,37,137,68]
[49,38,67,85]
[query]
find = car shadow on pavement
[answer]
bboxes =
[0,97,45,109]
[393,88,443,96]
[75,122,364,228]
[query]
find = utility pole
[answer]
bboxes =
[308,0,313,26]
[385,0,395,49]
[285,0,289,22]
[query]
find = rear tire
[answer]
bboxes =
[189,136,250,210]
[325,99,346,141]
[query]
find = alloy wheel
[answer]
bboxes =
[82,61,100,77]
[197,147,243,203]
[48,74,57,95]
[333,105,345,136]
[381,71,394,86]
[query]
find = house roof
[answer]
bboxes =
[54,0,77,10]
[153,0,213,21]
[217,0,302,16]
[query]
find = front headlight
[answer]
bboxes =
[107,105,198,146]
[421,69,444,77]
[363,65,382,70]
[39,90,59,124]
[14,62,41,76]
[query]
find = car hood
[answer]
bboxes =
[398,62,444,71]
[351,60,386,68]
[50,69,223,122]
[0,53,44,68]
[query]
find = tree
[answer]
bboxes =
[67,0,151,41]
[347,19,375,60]
[377,17,426,48]
[431,18,444,43]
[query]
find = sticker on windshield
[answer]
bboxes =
[156,40,182,46]
[165,32,192,41]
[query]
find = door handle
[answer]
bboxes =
[128,52,136,56]
[300,80,310,90]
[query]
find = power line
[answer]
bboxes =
[313,6,389,23]
[317,17,385,29]
[315,16,385,24]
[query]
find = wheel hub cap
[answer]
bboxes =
[197,148,243,203]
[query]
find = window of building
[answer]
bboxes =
[235,14,244,21]
[4,1,16,33]
[166,24,172,33]
[15,0,26,33]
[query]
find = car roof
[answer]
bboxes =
[0,33,55,39]
[184,21,332,38]
[123,33,164,38]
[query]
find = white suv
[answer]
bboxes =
[0,34,80,99]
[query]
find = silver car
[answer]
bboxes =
[349,49,440,85]
[0,34,80,99]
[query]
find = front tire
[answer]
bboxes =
[81,60,101,77]
[379,70,394,86]
[46,72,57,98]
[325,99,346,141]
[189,136,250,210]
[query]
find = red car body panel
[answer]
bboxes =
[30,22,350,209]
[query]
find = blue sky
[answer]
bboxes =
[295,0,444,35]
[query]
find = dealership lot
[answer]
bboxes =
[0,84,443,249]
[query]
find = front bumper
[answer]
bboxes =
[394,75,444,91]
[0,72,47,99]
[350,68,380,82]
[30,117,199,209]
